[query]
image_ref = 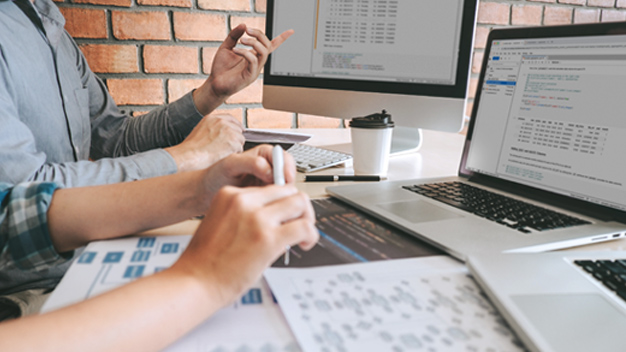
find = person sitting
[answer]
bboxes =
[0,0,293,187]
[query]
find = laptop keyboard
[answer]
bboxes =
[402,181,590,233]
[575,259,626,302]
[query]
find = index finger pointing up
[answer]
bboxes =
[270,29,295,53]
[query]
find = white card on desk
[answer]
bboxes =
[42,235,300,352]
[264,256,525,352]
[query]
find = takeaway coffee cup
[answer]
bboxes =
[349,110,395,177]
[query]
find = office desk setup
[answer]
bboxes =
[142,128,626,253]
[42,127,626,352]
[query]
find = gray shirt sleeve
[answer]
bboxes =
[0,23,205,187]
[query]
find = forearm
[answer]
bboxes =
[0,269,223,352]
[47,170,209,253]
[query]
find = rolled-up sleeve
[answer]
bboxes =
[0,182,70,271]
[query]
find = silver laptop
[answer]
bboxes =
[467,250,626,352]
[327,22,626,260]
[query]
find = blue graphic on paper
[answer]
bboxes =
[78,252,96,264]
[123,265,145,278]
[241,288,263,305]
[131,250,151,262]
[103,252,124,263]
[137,237,156,248]
[161,243,179,254]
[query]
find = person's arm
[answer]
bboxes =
[47,144,297,253]
[0,184,318,352]
[163,25,295,172]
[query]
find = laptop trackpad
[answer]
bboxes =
[512,293,626,352]
[376,199,463,223]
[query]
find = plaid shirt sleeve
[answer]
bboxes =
[0,182,71,271]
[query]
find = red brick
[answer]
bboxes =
[230,16,266,32]
[558,0,586,5]
[588,0,617,7]
[246,108,294,129]
[226,79,263,104]
[529,0,556,3]
[473,26,490,50]
[112,11,170,41]
[214,108,244,125]
[618,0,626,8]
[512,4,543,25]
[477,2,510,25]
[202,47,220,75]
[138,0,191,7]
[255,0,266,13]
[602,9,626,21]
[472,51,484,74]
[73,0,131,6]
[79,44,138,73]
[198,0,250,11]
[544,6,573,25]
[107,79,164,106]
[574,8,601,23]
[297,114,343,128]
[59,8,107,39]
[144,46,198,74]
[173,12,227,42]
[167,79,206,103]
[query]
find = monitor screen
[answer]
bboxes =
[263,0,478,138]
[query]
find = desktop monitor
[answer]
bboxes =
[263,0,478,152]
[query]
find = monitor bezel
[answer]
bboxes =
[263,0,478,99]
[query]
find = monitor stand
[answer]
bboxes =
[390,126,423,155]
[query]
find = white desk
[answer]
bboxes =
[295,128,464,198]
[144,128,626,252]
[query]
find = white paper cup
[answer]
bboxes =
[351,127,393,176]
[349,110,395,177]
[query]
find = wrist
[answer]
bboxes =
[168,257,233,310]
[158,267,228,316]
[192,79,228,116]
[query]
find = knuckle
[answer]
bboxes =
[216,185,238,201]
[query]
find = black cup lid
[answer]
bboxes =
[349,110,394,129]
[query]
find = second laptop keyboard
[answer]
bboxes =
[575,259,626,302]
[402,181,590,233]
[287,143,352,173]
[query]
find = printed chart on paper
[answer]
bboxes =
[265,256,525,352]
[42,235,300,352]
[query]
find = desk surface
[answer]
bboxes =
[143,128,626,252]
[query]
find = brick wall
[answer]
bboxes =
[57,0,626,129]
[469,0,626,117]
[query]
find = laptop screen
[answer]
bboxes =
[465,28,626,212]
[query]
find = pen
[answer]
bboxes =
[304,175,381,182]
[272,145,290,266]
